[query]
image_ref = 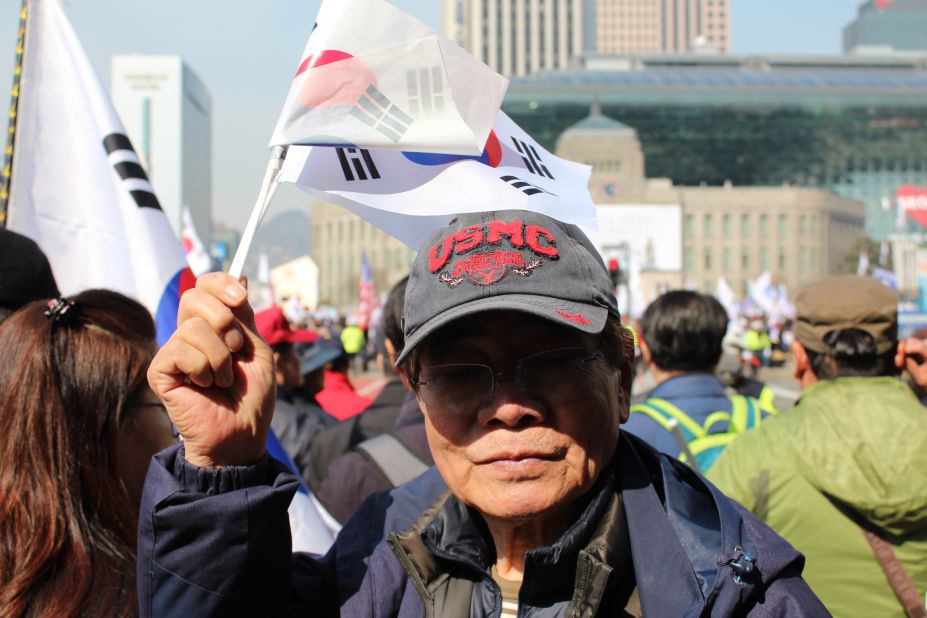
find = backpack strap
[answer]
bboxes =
[632,398,707,439]
[356,433,429,488]
[861,528,927,618]
[630,400,703,473]
[729,395,749,433]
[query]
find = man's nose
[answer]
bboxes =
[478,373,545,428]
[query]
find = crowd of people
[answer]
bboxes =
[1,210,925,616]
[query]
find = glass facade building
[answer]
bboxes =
[843,0,927,53]
[503,54,927,240]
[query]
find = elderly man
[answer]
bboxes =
[709,276,927,618]
[140,211,826,616]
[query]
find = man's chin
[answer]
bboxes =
[464,475,582,523]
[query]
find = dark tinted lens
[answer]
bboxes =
[517,347,601,397]
[418,364,493,411]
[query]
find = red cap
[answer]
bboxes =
[255,307,318,347]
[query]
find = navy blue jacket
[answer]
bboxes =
[137,432,827,617]
[625,373,737,456]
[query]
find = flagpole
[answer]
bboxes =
[228,145,287,279]
[0,0,29,226]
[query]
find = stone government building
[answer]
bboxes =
[557,107,864,305]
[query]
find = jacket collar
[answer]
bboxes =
[392,451,634,609]
[649,373,729,400]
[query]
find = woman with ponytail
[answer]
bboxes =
[0,289,178,617]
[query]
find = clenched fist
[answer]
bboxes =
[148,273,276,467]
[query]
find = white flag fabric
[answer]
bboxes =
[181,206,213,276]
[7,0,191,346]
[714,276,739,322]
[269,0,508,155]
[278,112,597,249]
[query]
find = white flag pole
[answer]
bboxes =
[228,145,288,279]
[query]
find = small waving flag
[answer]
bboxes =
[268,0,508,155]
[357,250,376,331]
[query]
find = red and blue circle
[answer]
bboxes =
[401,131,502,168]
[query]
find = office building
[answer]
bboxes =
[596,0,730,54]
[844,0,927,53]
[441,0,728,77]
[441,0,596,76]
[505,53,927,241]
[111,55,212,244]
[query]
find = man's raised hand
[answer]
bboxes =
[147,272,276,468]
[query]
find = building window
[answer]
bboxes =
[704,214,713,237]
[799,215,806,235]
[684,215,694,238]
[741,214,749,236]
[778,248,786,270]
[327,222,333,243]
[723,214,732,236]
[760,247,768,270]
[800,247,806,270]
[760,214,768,236]
[705,248,713,271]
[741,248,749,270]
[723,247,731,270]
[778,215,787,236]
[337,221,343,242]
[685,247,694,271]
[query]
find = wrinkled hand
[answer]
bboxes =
[148,273,276,467]
[897,337,927,392]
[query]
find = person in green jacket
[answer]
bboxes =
[709,275,927,618]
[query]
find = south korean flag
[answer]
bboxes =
[277,111,596,249]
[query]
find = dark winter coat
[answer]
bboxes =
[137,432,828,617]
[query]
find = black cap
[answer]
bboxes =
[0,228,60,310]
[397,210,620,365]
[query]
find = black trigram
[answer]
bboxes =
[351,85,414,143]
[500,175,551,196]
[102,133,162,210]
[511,137,554,179]
[407,66,445,117]
[336,147,380,182]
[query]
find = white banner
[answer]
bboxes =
[7,0,189,344]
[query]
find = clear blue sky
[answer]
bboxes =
[0,0,865,231]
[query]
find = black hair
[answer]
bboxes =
[640,290,728,373]
[382,276,408,354]
[805,328,897,379]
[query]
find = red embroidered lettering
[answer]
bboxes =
[450,250,525,285]
[525,224,558,258]
[486,220,525,248]
[429,235,456,272]
[556,310,592,326]
[454,225,484,253]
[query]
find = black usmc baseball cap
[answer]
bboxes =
[397,210,620,365]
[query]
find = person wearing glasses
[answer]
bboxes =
[140,211,826,616]
[0,290,179,616]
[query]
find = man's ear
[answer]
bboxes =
[271,350,284,385]
[385,338,413,390]
[793,340,809,381]
[895,338,906,370]
[639,338,652,366]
